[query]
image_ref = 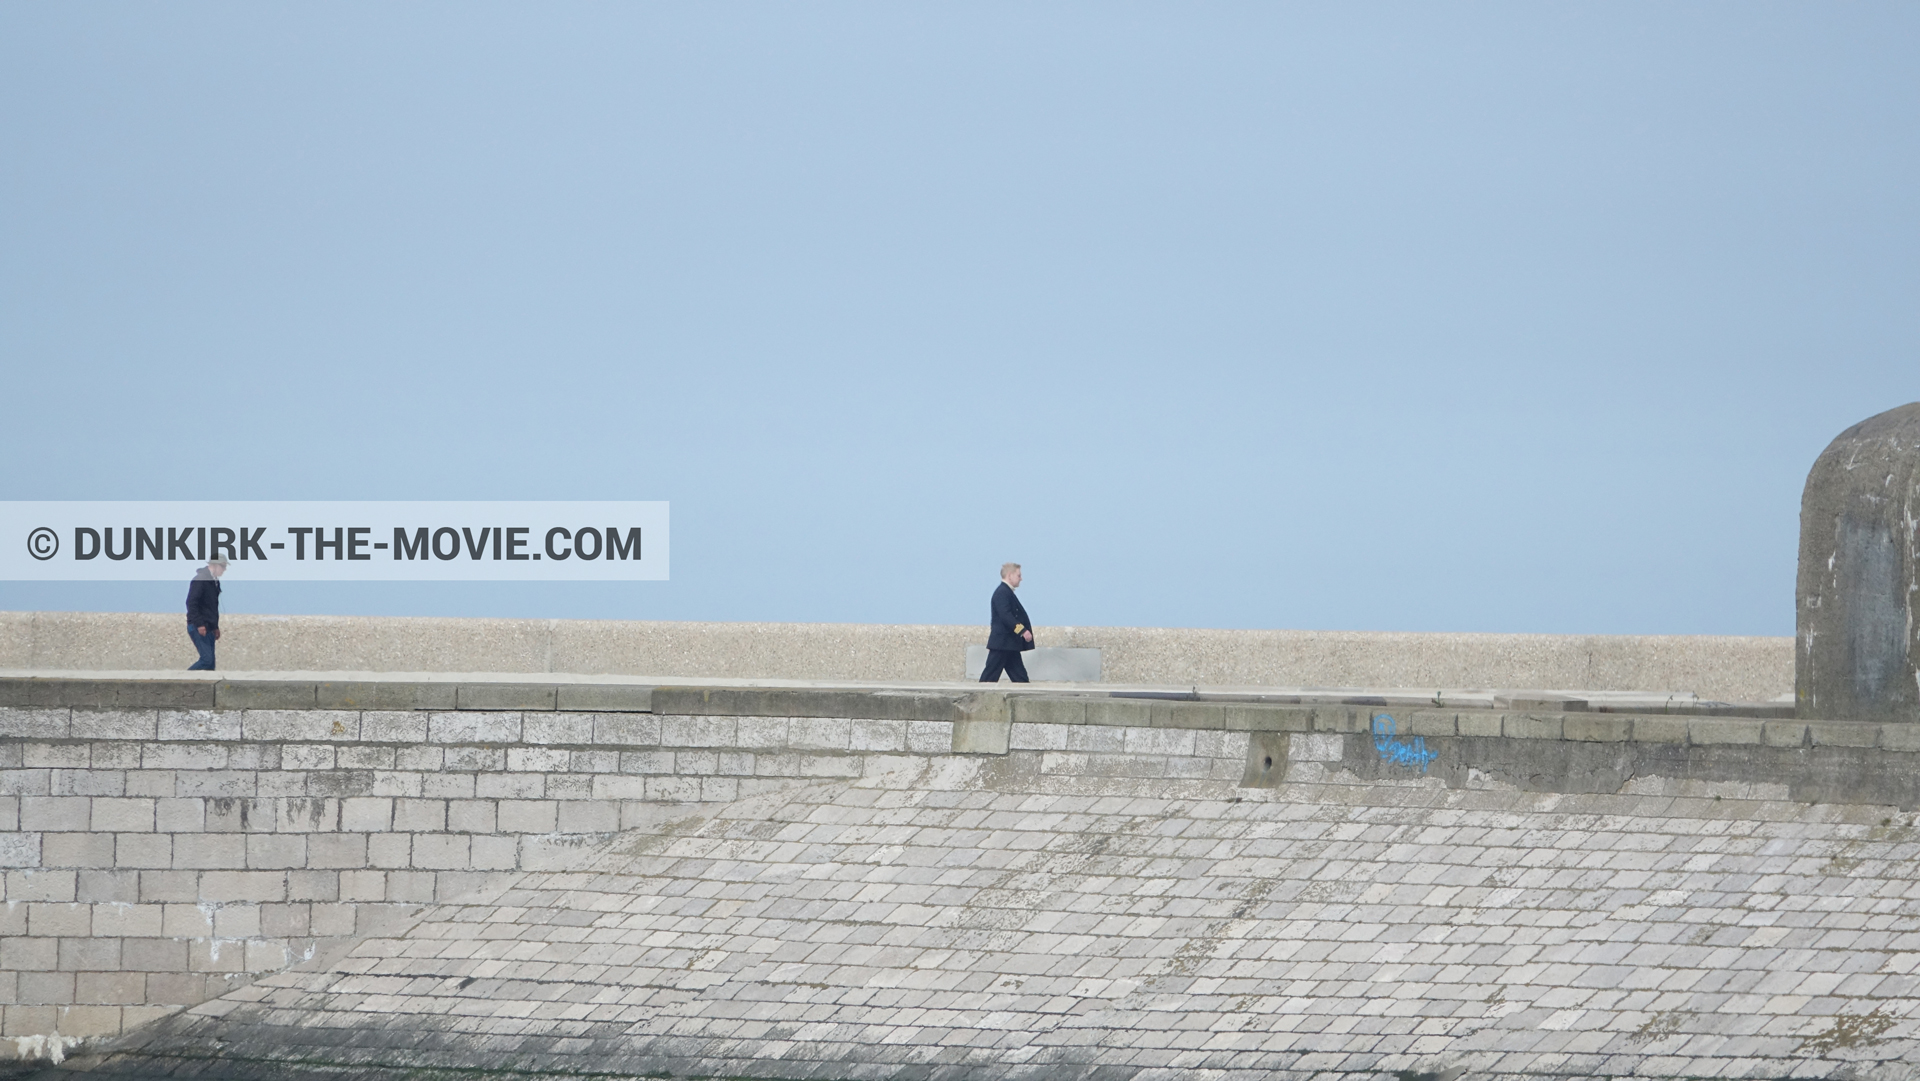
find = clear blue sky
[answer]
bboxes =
[2,3,1915,636]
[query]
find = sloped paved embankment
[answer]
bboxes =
[51,746,1920,1081]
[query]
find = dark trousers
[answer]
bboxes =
[980,649,1029,683]
[187,622,216,671]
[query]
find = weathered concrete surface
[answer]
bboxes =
[0,610,1792,702]
[44,749,1920,1081]
[1798,402,1920,723]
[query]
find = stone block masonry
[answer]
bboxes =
[6,681,1920,1078]
[54,749,1920,1080]
[0,700,957,1049]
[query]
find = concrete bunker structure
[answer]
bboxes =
[1798,401,1920,724]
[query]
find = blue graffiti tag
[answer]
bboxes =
[1371,713,1437,772]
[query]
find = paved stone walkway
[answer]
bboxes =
[56,744,1920,1080]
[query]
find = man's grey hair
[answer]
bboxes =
[1000,562,1020,579]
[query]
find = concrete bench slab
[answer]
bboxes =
[964,645,1101,682]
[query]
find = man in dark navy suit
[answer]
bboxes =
[981,562,1034,683]
[185,558,226,671]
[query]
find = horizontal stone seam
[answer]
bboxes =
[6,708,1909,748]
[8,735,1919,754]
[0,699,659,714]
[1020,711,1905,748]
[0,739,888,749]
[4,703,1818,723]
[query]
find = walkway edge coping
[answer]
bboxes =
[0,676,1903,751]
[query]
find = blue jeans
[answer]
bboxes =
[187,622,216,671]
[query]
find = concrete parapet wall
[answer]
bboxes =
[0,610,1792,700]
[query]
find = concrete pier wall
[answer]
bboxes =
[0,701,931,1047]
[0,611,1793,701]
[5,679,1920,1078]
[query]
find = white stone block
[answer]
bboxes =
[150,800,201,837]
[340,798,393,832]
[788,718,851,751]
[443,746,503,771]
[1009,723,1069,751]
[734,717,789,750]
[659,716,737,748]
[69,711,156,741]
[90,901,164,937]
[469,834,519,871]
[212,904,260,938]
[53,769,125,797]
[522,713,594,746]
[89,798,154,832]
[409,834,470,870]
[0,709,69,739]
[157,710,241,741]
[280,744,337,771]
[674,750,718,775]
[617,751,672,775]
[366,834,411,869]
[426,712,521,745]
[21,796,90,832]
[592,715,659,747]
[199,870,287,903]
[446,800,496,833]
[24,743,87,769]
[244,939,289,973]
[5,867,73,901]
[243,711,360,742]
[306,834,368,870]
[506,747,570,773]
[336,871,385,903]
[496,800,557,833]
[590,776,649,800]
[1290,732,1344,762]
[645,776,700,801]
[907,721,954,755]
[244,835,306,870]
[171,833,244,869]
[474,774,542,799]
[556,801,619,833]
[1065,726,1126,754]
[361,711,429,743]
[850,720,908,752]
[391,799,446,832]
[1123,728,1196,757]
[141,744,229,770]
[517,834,598,871]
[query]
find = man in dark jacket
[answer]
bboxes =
[185,558,226,671]
[981,562,1034,683]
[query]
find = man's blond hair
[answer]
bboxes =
[1000,562,1021,580]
